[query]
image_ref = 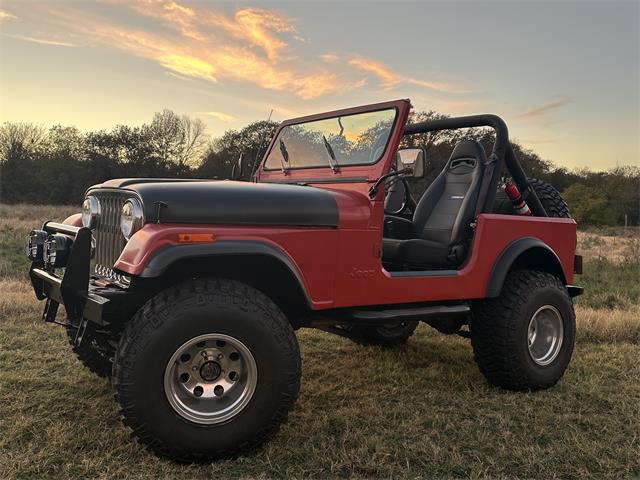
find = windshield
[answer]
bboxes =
[264,108,397,170]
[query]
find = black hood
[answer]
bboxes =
[88,179,339,228]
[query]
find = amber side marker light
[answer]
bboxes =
[177,233,215,243]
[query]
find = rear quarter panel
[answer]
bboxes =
[330,214,576,307]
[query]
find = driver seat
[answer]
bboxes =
[382,140,487,268]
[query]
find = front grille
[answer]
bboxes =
[91,190,130,284]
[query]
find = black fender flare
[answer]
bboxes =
[138,240,312,306]
[486,237,567,297]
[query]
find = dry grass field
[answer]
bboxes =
[0,204,638,479]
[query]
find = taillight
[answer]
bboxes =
[573,254,583,275]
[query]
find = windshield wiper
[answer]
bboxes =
[279,139,290,175]
[322,135,339,173]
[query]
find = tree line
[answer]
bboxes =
[0,109,637,226]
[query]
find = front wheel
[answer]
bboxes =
[113,278,301,462]
[470,270,575,391]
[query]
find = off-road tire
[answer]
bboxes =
[470,270,575,391]
[67,324,114,378]
[113,278,301,463]
[348,321,418,346]
[493,177,570,218]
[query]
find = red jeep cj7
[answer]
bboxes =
[26,99,582,462]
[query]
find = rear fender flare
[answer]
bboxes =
[486,237,567,297]
[139,240,312,307]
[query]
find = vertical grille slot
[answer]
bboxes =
[91,190,130,283]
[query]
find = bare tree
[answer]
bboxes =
[144,110,207,170]
[179,115,207,168]
[0,122,46,163]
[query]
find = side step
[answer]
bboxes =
[349,304,470,322]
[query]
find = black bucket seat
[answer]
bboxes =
[382,139,487,268]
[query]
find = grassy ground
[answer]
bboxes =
[0,204,639,478]
[576,230,639,309]
[0,204,78,280]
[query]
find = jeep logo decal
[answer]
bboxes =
[349,268,375,279]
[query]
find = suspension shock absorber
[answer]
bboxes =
[504,181,532,216]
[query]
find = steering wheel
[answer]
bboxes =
[384,173,411,215]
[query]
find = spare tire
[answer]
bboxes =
[493,178,570,218]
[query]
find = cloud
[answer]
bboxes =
[353,78,368,89]
[320,53,340,63]
[293,72,341,100]
[164,70,194,81]
[407,78,468,94]
[520,96,572,118]
[349,56,465,93]
[349,57,401,89]
[128,2,295,60]
[0,10,16,21]
[7,34,77,47]
[44,3,342,99]
[30,2,468,100]
[225,8,296,60]
[159,53,217,81]
[200,111,237,123]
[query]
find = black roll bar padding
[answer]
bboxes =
[403,114,547,217]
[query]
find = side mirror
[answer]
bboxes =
[396,149,425,178]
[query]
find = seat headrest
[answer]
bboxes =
[447,140,486,171]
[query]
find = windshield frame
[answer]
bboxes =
[260,105,400,172]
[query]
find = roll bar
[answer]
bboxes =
[403,115,547,217]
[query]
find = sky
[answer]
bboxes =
[0,0,638,171]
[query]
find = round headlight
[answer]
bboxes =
[43,233,73,269]
[82,195,101,228]
[120,198,144,240]
[26,229,48,262]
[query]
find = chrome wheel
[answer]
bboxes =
[164,333,257,424]
[527,305,564,366]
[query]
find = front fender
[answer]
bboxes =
[135,239,313,307]
[63,213,83,227]
[140,240,298,277]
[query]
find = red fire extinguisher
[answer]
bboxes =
[504,182,532,216]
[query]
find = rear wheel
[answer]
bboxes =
[113,278,301,462]
[470,270,575,391]
[347,321,418,346]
